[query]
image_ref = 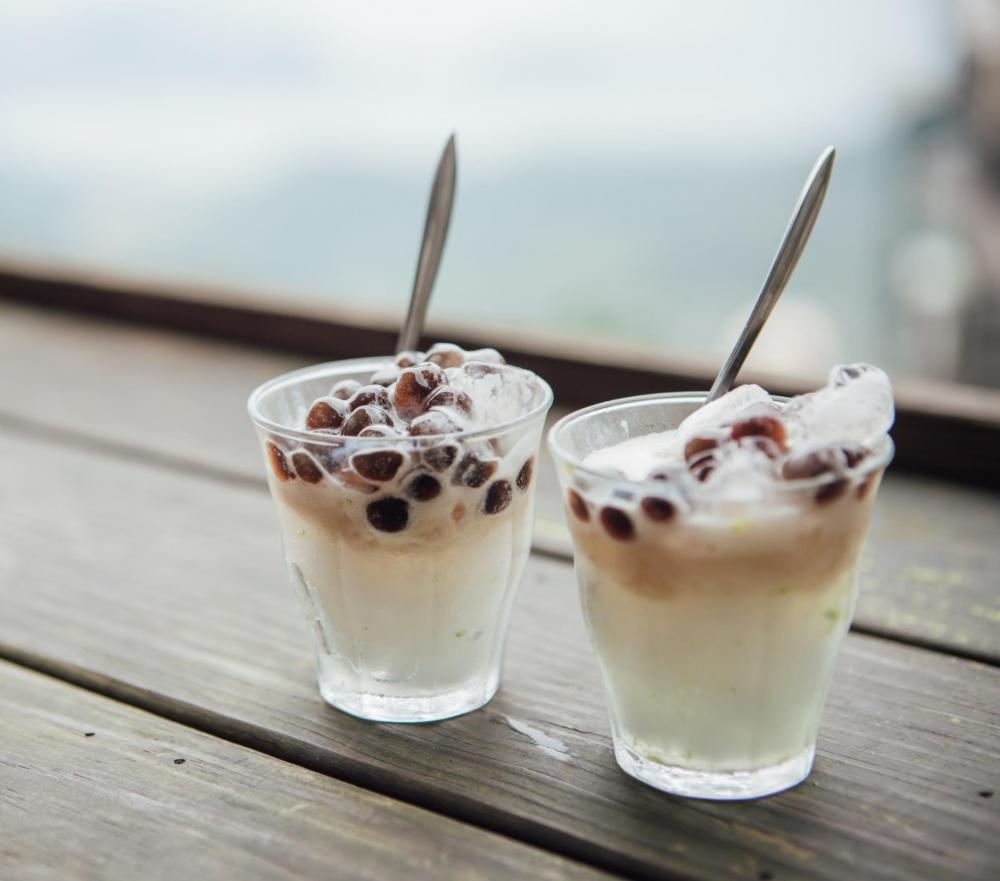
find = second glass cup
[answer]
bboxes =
[549,391,893,799]
[249,356,552,723]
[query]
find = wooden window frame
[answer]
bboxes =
[2,258,998,488]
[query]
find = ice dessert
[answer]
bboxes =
[249,343,552,722]
[548,364,894,798]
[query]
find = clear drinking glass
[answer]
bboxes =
[548,392,893,799]
[249,357,552,723]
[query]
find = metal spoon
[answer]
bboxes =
[396,133,457,354]
[705,146,836,403]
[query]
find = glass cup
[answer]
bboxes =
[249,357,553,723]
[548,392,893,799]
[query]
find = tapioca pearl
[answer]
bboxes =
[782,447,858,505]
[600,506,635,541]
[370,366,400,387]
[423,444,458,473]
[393,363,448,420]
[483,480,513,515]
[407,473,442,501]
[453,452,499,488]
[425,342,466,369]
[814,479,848,505]
[358,424,400,438]
[291,452,323,484]
[690,458,716,482]
[516,457,534,491]
[782,451,832,481]
[841,442,870,469]
[739,435,784,459]
[566,489,590,522]
[331,379,362,401]
[266,442,294,482]
[856,473,876,500]
[730,415,787,451]
[306,399,347,431]
[684,436,719,462]
[348,385,393,412]
[640,496,675,522]
[424,386,473,416]
[341,405,393,436]
[366,497,410,532]
[394,350,426,369]
[464,347,505,365]
[351,450,405,482]
[408,409,463,437]
[782,443,870,481]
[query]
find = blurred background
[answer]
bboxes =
[1,0,998,388]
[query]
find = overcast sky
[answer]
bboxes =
[0,1,956,191]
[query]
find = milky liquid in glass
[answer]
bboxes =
[550,391,891,798]
[251,358,551,723]
[269,438,538,722]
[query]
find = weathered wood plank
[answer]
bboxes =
[3,262,1000,486]
[0,300,297,478]
[0,301,996,662]
[0,430,996,881]
[855,475,1000,660]
[0,660,614,881]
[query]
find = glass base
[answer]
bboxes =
[318,678,498,723]
[614,741,815,800]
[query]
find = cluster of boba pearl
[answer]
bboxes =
[568,413,875,542]
[265,343,536,533]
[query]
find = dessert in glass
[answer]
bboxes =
[548,364,894,799]
[249,344,553,722]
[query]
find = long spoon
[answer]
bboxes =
[396,134,457,354]
[705,146,836,403]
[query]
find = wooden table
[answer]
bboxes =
[1,301,997,881]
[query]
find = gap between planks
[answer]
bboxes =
[1,406,996,670]
[0,644,649,881]
[1,421,996,881]
[1,659,619,881]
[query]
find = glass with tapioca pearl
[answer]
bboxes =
[548,365,894,799]
[249,343,552,723]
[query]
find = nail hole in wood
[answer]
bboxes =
[979,789,994,799]
[84,732,95,737]
[174,758,186,765]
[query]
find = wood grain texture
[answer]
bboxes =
[0,301,996,663]
[0,661,613,881]
[2,276,1000,486]
[856,475,1000,660]
[0,430,996,881]
[0,300,299,478]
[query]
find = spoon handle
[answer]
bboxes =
[705,146,836,403]
[396,134,457,354]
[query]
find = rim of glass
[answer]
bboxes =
[547,391,895,493]
[248,356,554,445]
